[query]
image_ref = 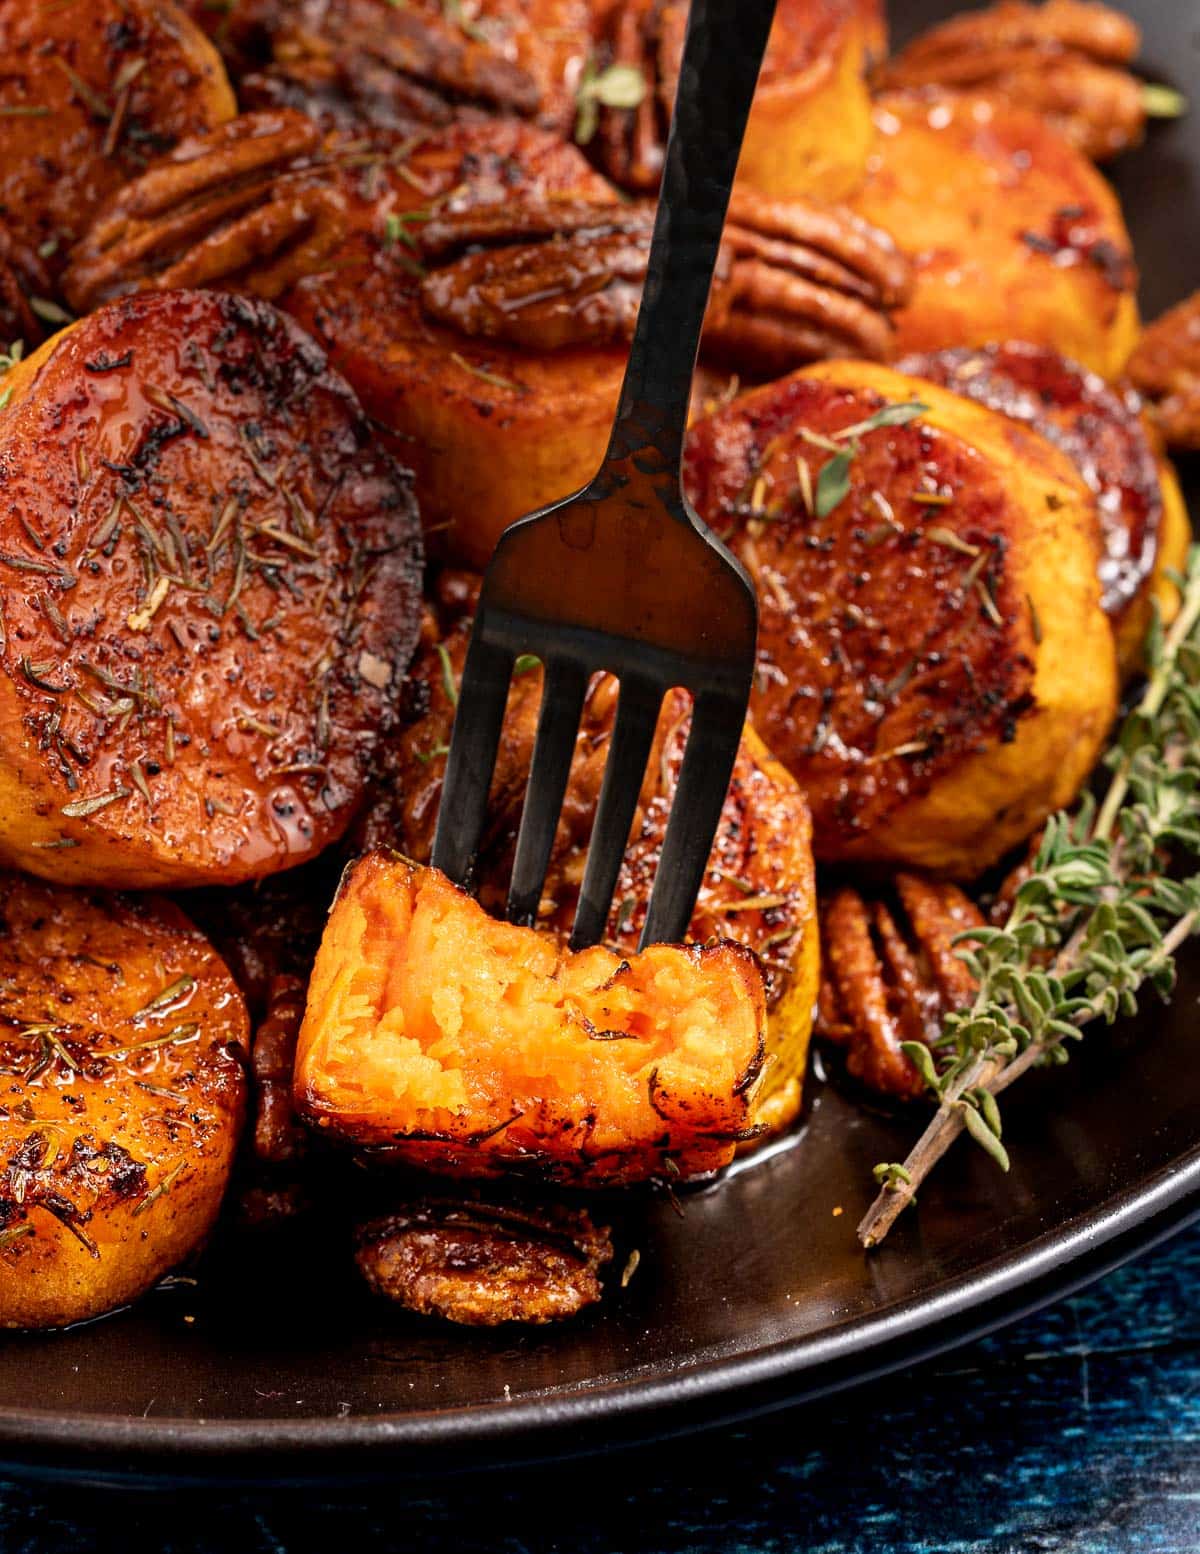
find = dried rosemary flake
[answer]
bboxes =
[1028,592,1043,644]
[61,786,130,818]
[925,526,979,557]
[105,1022,200,1060]
[134,977,196,1020]
[449,351,520,392]
[620,1248,641,1288]
[0,1223,34,1251]
[796,456,814,518]
[133,1159,185,1218]
[126,575,170,632]
[976,578,1004,627]
[0,105,50,118]
[718,894,789,914]
[128,760,152,806]
[864,740,930,766]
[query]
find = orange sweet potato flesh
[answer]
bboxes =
[295,856,769,1186]
[0,873,247,1330]
[0,288,423,888]
[0,0,234,288]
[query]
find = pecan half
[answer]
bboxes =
[62,109,339,314]
[876,0,1148,163]
[1128,290,1200,452]
[816,873,984,1099]
[415,187,911,372]
[252,972,309,1165]
[354,1196,614,1325]
[232,0,590,138]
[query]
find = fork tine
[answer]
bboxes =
[639,690,745,948]
[430,633,512,888]
[570,676,663,951]
[506,660,589,926]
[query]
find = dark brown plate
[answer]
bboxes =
[3,0,1200,1487]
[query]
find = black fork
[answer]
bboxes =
[431,0,774,950]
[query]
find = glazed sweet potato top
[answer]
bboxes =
[0,0,234,286]
[683,361,1115,871]
[0,872,247,1288]
[0,288,423,887]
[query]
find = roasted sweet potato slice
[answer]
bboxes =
[295,857,769,1186]
[850,91,1139,379]
[0,0,234,292]
[357,618,820,1139]
[683,360,1119,877]
[0,872,247,1330]
[0,289,423,888]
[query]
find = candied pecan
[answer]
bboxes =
[816,873,984,1099]
[1127,290,1200,452]
[236,0,589,138]
[62,109,338,314]
[589,0,684,193]
[252,972,309,1165]
[709,189,913,375]
[876,0,1148,163]
[414,189,911,371]
[354,1196,614,1325]
[417,202,656,351]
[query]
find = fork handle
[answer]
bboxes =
[603,0,778,480]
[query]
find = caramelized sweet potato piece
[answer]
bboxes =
[0,289,423,889]
[0,0,234,293]
[66,116,912,568]
[0,873,247,1330]
[355,1195,613,1325]
[295,857,769,1185]
[850,92,1139,379]
[356,620,820,1139]
[684,361,1119,877]
[898,342,1190,666]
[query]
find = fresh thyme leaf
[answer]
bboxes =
[1143,82,1187,119]
[859,545,1200,1248]
[832,401,929,442]
[435,642,458,707]
[574,59,647,144]
[814,449,855,518]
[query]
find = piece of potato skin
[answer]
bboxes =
[850,92,1139,379]
[0,0,234,288]
[683,360,1119,878]
[0,874,247,1330]
[295,856,770,1186]
[0,289,423,889]
[356,614,819,1139]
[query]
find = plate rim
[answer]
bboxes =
[3,1136,1199,1482]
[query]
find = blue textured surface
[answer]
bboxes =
[4,1224,1200,1551]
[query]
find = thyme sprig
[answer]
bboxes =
[859,545,1200,1249]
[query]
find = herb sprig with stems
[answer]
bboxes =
[859,546,1200,1248]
